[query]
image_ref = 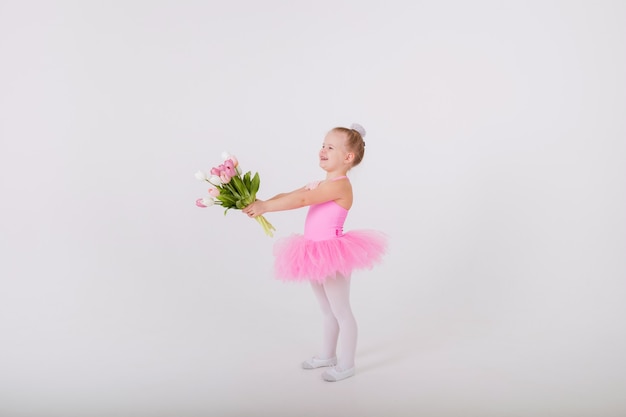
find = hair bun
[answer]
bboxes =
[350,123,366,137]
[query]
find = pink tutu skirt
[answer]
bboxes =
[273,230,387,283]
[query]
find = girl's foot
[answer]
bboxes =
[301,356,337,369]
[322,366,355,382]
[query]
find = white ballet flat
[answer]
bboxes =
[321,366,355,382]
[301,356,337,369]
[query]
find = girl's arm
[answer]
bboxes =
[266,186,307,201]
[243,180,351,217]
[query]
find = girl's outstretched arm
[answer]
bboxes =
[243,180,351,217]
[266,186,307,201]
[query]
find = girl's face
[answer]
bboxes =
[319,131,352,171]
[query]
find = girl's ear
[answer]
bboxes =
[344,152,355,164]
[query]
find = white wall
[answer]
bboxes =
[1,1,625,416]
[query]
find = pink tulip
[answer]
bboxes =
[220,171,231,184]
[223,159,236,177]
[195,198,207,208]
[210,167,221,176]
[208,187,220,197]
[229,155,239,167]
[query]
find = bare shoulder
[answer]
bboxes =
[320,177,353,208]
[318,177,352,192]
[337,177,353,193]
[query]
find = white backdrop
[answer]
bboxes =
[1,1,625,416]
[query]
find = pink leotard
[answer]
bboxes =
[273,176,387,283]
[304,176,349,241]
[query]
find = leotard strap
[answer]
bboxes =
[331,176,348,182]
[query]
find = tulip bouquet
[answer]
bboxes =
[195,152,276,237]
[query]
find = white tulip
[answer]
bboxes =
[195,170,207,181]
[208,175,222,186]
[221,151,232,160]
[201,197,215,207]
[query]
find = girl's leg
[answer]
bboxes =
[323,275,357,370]
[309,281,339,359]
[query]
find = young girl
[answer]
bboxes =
[243,124,387,382]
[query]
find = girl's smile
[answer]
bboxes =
[318,131,351,172]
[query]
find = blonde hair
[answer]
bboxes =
[332,123,366,167]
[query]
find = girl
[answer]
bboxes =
[243,124,387,382]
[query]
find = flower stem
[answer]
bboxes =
[255,215,276,237]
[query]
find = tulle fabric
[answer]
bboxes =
[273,230,388,283]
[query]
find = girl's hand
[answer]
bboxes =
[243,200,266,218]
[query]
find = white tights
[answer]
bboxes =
[310,275,357,369]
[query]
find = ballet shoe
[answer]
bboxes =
[321,365,355,382]
[301,356,337,369]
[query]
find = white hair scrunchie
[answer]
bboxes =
[350,123,366,137]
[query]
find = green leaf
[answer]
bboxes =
[217,193,237,208]
[234,175,254,205]
[251,172,260,198]
[231,176,243,194]
[224,182,241,200]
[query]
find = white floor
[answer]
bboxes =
[2,261,625,417]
